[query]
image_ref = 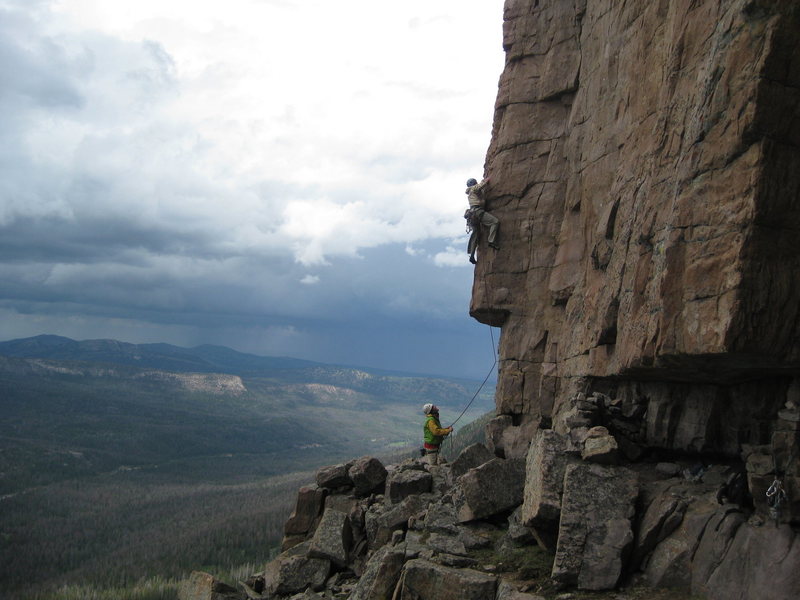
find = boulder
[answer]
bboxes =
[485,414,514,457]
[397,559,497,600]
[385,469,432,505]
[506,506,536,545]
[281,534,306,552]
[455,524,495,550]
[551,463,638,590]
[521,429,571,526]
[263,542,330,598]
[366,494,425,549]
[178,571,242,600]
[694,520,800,600]
[348,545,406,600]
[426,532,468,556]
[637,495,717,591]
[581,431,619,464]
[450,443,495,479]
[348,456,388,496]
[284,485,326,537]
[423,500,459,534]
[324,493,359,514]
[455,458,526,522]
[315,463,352,490]
[499,417,540,459]
[630,485,689,569]
[308,508,352,568]
[496,580,547,600]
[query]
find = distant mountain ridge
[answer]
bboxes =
[0,334,322,375]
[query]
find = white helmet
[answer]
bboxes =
[423,403,435,415]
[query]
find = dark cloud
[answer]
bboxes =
[0,0,497,379]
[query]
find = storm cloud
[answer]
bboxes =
[0,0,504,378]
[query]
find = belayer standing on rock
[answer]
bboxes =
[465,176,499,264]
[422,403,452,466]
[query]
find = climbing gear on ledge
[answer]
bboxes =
[766,478,787,527]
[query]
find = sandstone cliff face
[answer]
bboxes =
[469,0,800,596]
[475,0,799,485]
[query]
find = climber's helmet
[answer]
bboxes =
[466,178,478,187]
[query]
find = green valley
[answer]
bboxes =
[0,336,495,598]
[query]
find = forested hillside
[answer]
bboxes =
[0,337,495,597]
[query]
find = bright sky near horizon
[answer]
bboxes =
[0,0,506,378]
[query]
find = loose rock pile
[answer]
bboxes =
[179,448,548,600]
[179,397,799,600]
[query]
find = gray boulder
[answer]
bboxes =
[315,463,352,490]
[496,580,547,600]
[423,500,459,534]
[450,443,495,479]
[308,508,352,568]
[630,484,689,569]
[506,506,536,545]
[178,571,242,600]
[455,458,526,522]
[385,469,432,504]
[694,519,800,600]
[398,559,497,600]
[639,494,719,590]
[426,532,468,556]
[581,426,619,464]
[365,494,425,549]
[485,414,514,457]
[284,485,325,537]
[348,456,388,496]
[348,545,406,600]
[324,493,359,514]
[521,429,572,526]
[551,463,638,590]
[454,524,494,550]
[263,542,330,598]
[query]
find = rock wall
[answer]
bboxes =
[467,0,800,597]
[474,0,799,510]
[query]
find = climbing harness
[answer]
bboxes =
[766,478,787,527]
[464,207,481,233]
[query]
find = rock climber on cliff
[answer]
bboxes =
[422,403,452,466]
[465,176,499,264]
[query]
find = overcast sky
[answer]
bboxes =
[0,0,506,379]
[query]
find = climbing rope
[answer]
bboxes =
[441,190,501,454]
[448,247,500,432]
[450,326,498,430]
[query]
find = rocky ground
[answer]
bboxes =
[177,436,784,600]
